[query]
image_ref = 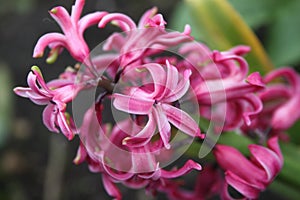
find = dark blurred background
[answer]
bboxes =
[1,0,300,199]
[0,1,179,200]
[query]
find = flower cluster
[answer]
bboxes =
[14,0,300,199]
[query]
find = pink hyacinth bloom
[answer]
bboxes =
[14,66,79,140]
[112,61,203,149]
[241,67,300,139]
[97,7,192,70]
[181,44,264,130]
[214,137,283,199]
[194,47,264,104]
[74,108,202,200]
[264,67,300,131]
[33,0,107,63]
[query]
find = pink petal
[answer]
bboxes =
[161,103,202,138]
[197,79,264,104]
[26,92,51,105]
[271,96,300,130]
[212,50,248,80]
[131,150,158,174]
[225,171,261,199]
[228,45,251,56]
[249,141,283,181]
[13,87,32,98]
[98,13,136,31]
[241,94,263,126]
[49,6,73,34]
[163,69,191,103]
[102,174,122,200]
[157,60,178,101]
[113,93,154,115]
[141,63,167,98]
[53,85,78,103]
[73,142,88,165]
[182,24,192,36]
[222,101,244,131]
[155,32,192,47]
[138,167,161,179]
[152,105,171,149]
[43,103,59,133]
[122,113,156,147]
[71,0,85,23]
[145,14,166,28]
[264,68,300,130]
[102,32,125,51]
[247,72,265,87]
[27,71,45,95]
[138,7,158,28]
[33,33,66,58]
[78,11,108,35]
[214,144,266,188]
[161,160,201,178]
[267,137,283,162]
[79,107,104,149]
[123,178,149,189]
[103,163,134,181]
[57,111,74,140]
[264,67,299,87]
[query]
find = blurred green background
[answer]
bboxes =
[0,0,299,200]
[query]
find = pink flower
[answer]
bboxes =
[264,67,300,131]
[33,0,107,63]
[112,61,203,149]
[214,137,283,199]
[97,7,192,70]
[194,47,264,104]
[14,66,79,140]
[181,44,264,130]
[240,67,300,140]
[74,107,202,200]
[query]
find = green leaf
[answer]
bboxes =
[169,1,204,41]
[269,179,300,200]
[288,121,300,145]
[227,0,280,29]
[278,142,300,188]
[266,0,300,66]
[222,0,300,67]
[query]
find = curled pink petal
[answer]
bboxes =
[161,160,201,179]
[43,103,59,133]
[78,11,108,35]
[33,33,66,58]
[122,113,156,147]
[98,13,136,31]
[215,137,283,199]
[225,171,261,199]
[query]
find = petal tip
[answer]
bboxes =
[50,8,58,14]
